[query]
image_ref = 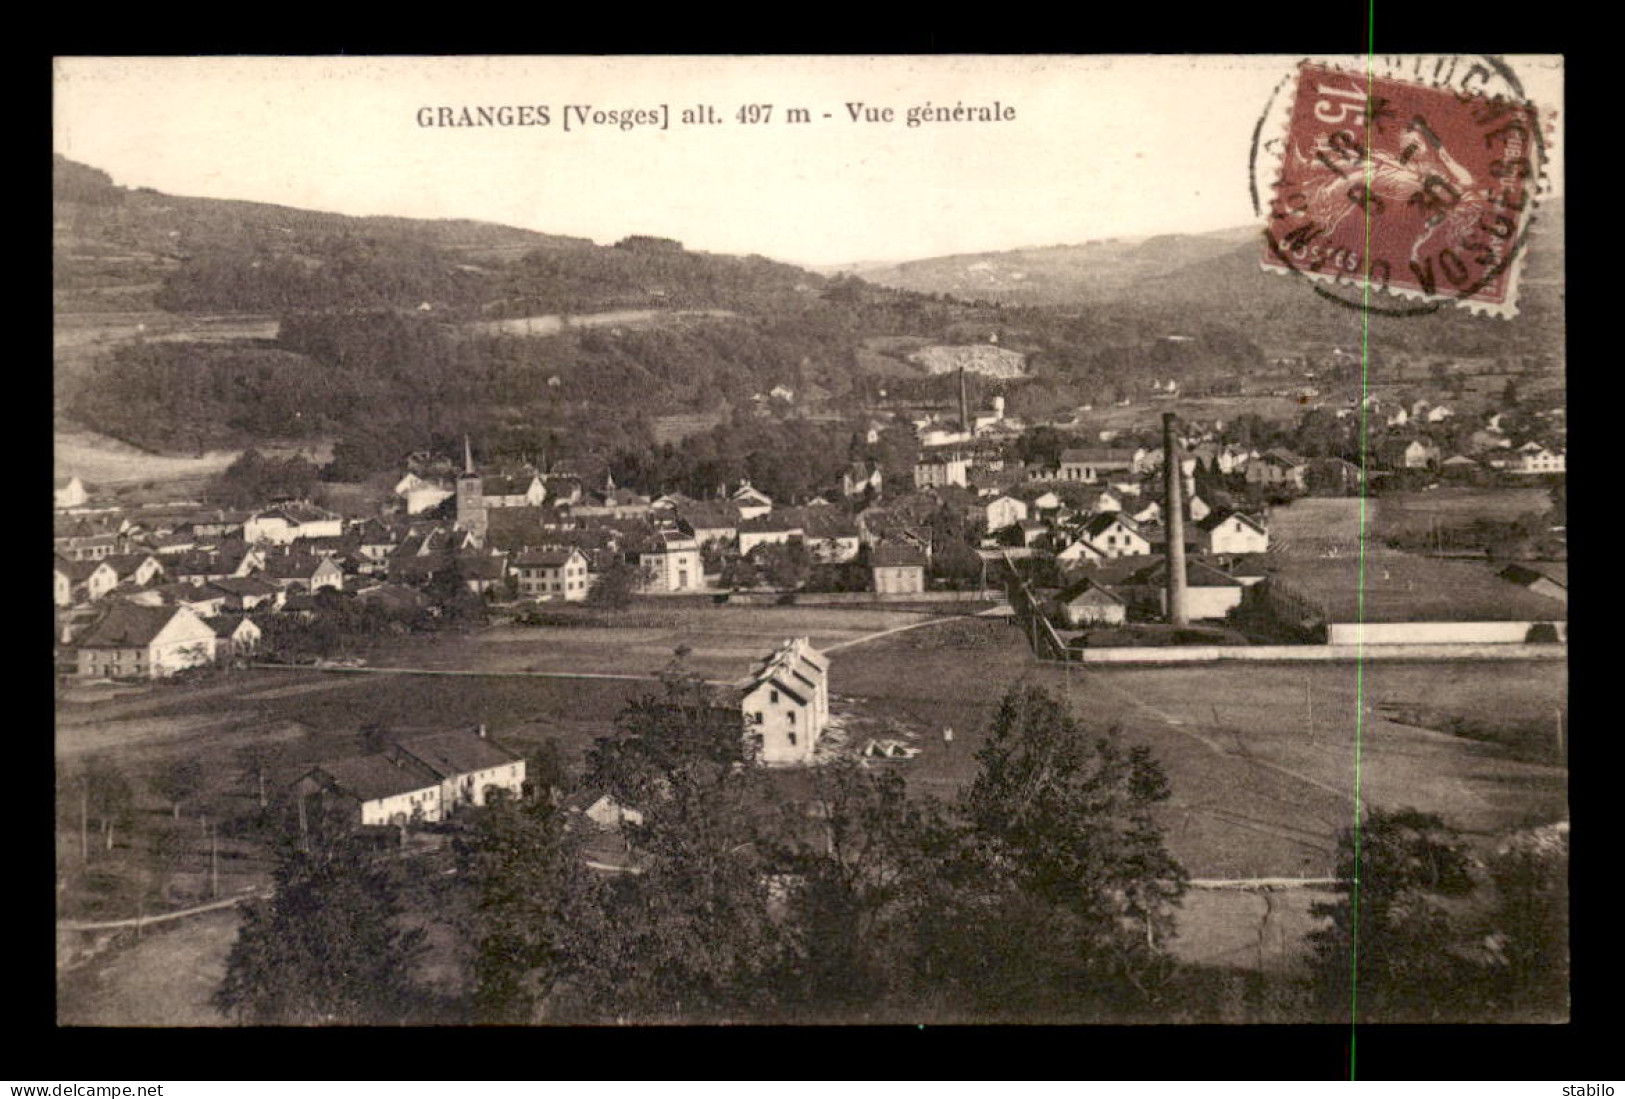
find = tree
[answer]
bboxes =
[587,557,645,609]
[234,741,285,811]
[79,754,134,856]
[1307,808,1477,1022]
[574,762,793,1021]
[453,791,600,1023]
[571,677,790,1021]
[213,814,428,1025]
[151,757,206,820]
[1481,825,1568,1018]
[768,762,943,1016]
[523,738,569,804]
[928,686,1188,1015]
[584,673,749,807]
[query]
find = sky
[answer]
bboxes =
[53,55,1563,268]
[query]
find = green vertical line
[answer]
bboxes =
[1351,14,1379,1083]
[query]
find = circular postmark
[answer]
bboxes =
[1249,54,1550,318]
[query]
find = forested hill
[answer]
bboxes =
[54,154,1561,480]
[56,155,1003,469]
[850,200,1565,360]
[55,154,836,318]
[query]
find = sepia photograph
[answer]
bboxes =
[52,54,1566,1028]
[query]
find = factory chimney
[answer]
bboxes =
[959,367,971,434]
[1163,412,1189,626]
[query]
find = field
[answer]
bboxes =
[1265,497,1376,558]
[54,426,333,489]
[1375,486,1553,538]
[1061,396,1307,436]
[55,604,1568,1017]
[1267,554,1567,623]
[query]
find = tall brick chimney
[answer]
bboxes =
[1163,412,1189,626]
[959,367,971,434]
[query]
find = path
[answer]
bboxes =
[823,615,975,653]
[1074,667,1366,812]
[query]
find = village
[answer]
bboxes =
[55,360,1567,686]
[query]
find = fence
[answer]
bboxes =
[723,590,1004,607]
[1004,557,1070,661]
[1058,642,1566,665]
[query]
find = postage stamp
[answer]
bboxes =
[1260,59,1548,317]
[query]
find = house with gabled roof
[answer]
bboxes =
[54,475,89,510]
[626,528,704,593]
[480,472,547,509]
[1196,510,1270,555]
[73,603,219,679]
[295,754,445,828]
[387,728,526,812]
[1245,450,1309,490]
[1053,576,1128,627]
[1131,558,1246,621]
[55,557,118,605]
[972,494,1028,533]
[1378,438,1439,471]
[102,553,164,589]
[206,575,284,613]
[257,553,344,593]
[674,501,743,547]
[1055,537,1108,569]
[244,502,343,546]
[1079,513,1152,559]
[800,509,862,563]
[514,547,590,601]
[730,481,774,519]
[739,510,808,556]
[738,638,829,767]
[841,461,883,498]
[205,613,262,658]
[870,543,928,593]
[1059,448,1137,483]
[1511,443,1565,475]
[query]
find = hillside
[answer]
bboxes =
[53,155,594,316]
[848,227,1260,307]
[854,203,1564,361]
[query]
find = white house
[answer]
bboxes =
[73,603,220,679]
[205,614,262,659]
[738,512,806,556]
[244,503,344,545]
[295,728,526,828]
[514,547,591,601]
[1055,537,1108,568]
[870,544,928,593]
[1054,577,1128,626]
[979,495,1029,532]
[1197,511,1270,555]
[731,482,775,520]
[1512,444,1565,475]
[1151,560,1246,621]
[54,475,89,510]
[55,558,118,605]
[914,452,969,489]
[633,530,704,593]
[1059,448,1137,483]
[387,729,527,814]
[739,638,830,767]
[1078,513,1152,559]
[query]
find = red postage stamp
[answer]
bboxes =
[1261,60,1547,316]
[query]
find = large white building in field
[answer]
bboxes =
[739,638,830,767]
